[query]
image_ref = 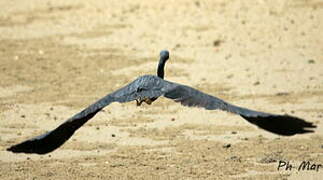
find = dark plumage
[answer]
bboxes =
[7,50,316,154]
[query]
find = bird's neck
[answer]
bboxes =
[157,60,166,79]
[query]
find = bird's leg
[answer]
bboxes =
[144,98,153,105]
[136,98,153,106]
[136,99,144,106]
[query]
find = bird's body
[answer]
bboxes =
[7,50,316,154]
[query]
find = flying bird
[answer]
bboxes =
[7,50,316,154]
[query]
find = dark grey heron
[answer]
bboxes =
[7,50,316,154]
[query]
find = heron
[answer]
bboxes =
[7,50,316,154]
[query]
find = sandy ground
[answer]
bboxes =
[0,0,323,179]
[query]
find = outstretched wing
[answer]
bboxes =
[7,76,168,154]
[163,83,316,135]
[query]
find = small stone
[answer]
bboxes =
[171,118,175,121]
[308,59,315,64]
[21,115,26,118]
[195,1,200,7]
[213,40,222,47]
[228,156,241,162]
[111,134,116,137]
[253,81,260,86]
[275,92,289,96]
[231,131,237,134]
[259,157,276,163]
[222,144,231,149]
[227,74,234,79]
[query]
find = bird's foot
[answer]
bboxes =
[136,99,143,106]
[136,98,152,106]
[144,98,153,105]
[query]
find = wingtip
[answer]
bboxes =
[6,142,52,155]
[241,114,316,136]
[6,144,26,154]
[6,146,13,152]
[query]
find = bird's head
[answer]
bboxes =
[160,50,169,62]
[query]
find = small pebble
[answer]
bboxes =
[308,59,315,64]
[227,74,234,79]
[276,92,289,96]
[111,134,116,137]
[253,81,260,86]
[223,144,231,149]
[213,40,222,47]
[228,156,241,162]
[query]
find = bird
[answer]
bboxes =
[7,50,316,154]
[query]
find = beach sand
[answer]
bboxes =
[0,0,322,179]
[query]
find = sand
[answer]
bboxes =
[0,0,322,179]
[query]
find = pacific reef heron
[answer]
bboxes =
[7,50,316,154]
